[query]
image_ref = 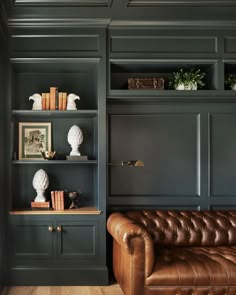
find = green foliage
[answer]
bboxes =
[225,74,236,86]
[169,68,206,89]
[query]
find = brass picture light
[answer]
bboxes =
[108,160,144,167]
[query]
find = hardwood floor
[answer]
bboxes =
[2,285,124,295]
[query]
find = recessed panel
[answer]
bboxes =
[224,37,236,54]
[59,223,96,256]
[111,36,217,54]
[11,222,53,259]
[109,113,200,197]
[210,114,236,196]
[12,35,99,54]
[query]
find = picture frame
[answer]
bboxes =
[18,122,52,160]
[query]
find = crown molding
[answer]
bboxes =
[127,0,236,6]
[8,18,111,28]
[12,0,113,7]
[109,20,236,28]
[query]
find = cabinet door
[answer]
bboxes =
[55,220,99,265]
[10,220,54,265]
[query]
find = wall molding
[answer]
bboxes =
[0,1,8,40]
[8,18,111,28]
[13,0,113,7]
[127,0,236,6]
[109,20,236,28]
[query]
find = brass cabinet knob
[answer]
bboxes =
[48,226,53,232]
[57,226,62,232]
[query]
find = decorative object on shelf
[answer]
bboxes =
[169,68,206,90]
[225,74,236,90]
[41,151,56,160]
[128,78,164,90]
[66,155,88,161]
[67,125,83,156]
[66,93,80,110]
[108,160,144,167]
[32,169,49,202]
[29,93,42,110]
[31,201,50,209]
[51,191,65,210]
[68,191,78,209]
[18,122,52,160]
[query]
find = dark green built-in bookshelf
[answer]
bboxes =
[2,0,236,287]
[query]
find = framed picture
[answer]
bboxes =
[18,122,52,160]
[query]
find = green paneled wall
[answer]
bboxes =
[2,0,236,287]
[0,9,8,293]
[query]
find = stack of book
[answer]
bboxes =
[41,87,67,111]
[31,201,50,209]
[51,191,65,210]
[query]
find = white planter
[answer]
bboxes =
[231,83,236,90]
[175,82,197,90]
[175,83,185,90]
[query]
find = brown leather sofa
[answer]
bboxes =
[107,210,236,295]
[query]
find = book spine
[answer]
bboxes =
[45,93,50,110]
[61,191,64,210]
[62,92,67,110]
[51,191,55,209]
[42,93,46,110]
[50,87,57,111]
[58,92,63,111]
[55,191,59,210]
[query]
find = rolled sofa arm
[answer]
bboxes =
[107,212,155,279]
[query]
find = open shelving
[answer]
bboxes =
[109,59,218,93]
[10,57,100,213]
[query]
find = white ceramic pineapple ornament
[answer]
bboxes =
[32,169,49,202]
[67,125,83,156]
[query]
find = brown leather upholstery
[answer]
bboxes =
[107,211,236,295]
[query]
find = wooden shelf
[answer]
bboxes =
[12,160,98,165]
[107,90,236,103]
[9,207,102,215]
[12,110,98,118]
[109,89,221,97]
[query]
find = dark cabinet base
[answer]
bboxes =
[7,267,109,285]
[8,215,108,285]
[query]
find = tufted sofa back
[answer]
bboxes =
[125,210,236,247]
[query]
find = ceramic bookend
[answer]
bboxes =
[66,93,80,110]
[29,93,42,110]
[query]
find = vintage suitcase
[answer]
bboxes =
[128,78,164,89]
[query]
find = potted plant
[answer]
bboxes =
[169,68,206,90]
[225,74,236,90]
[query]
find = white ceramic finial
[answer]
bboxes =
[29,93,42,110]
[67,125,83,156]
[66,93,80,110]
[32,169,49,202]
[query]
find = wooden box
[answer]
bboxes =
[128,78,164,90]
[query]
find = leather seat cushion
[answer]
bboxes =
[146,246,236,286]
